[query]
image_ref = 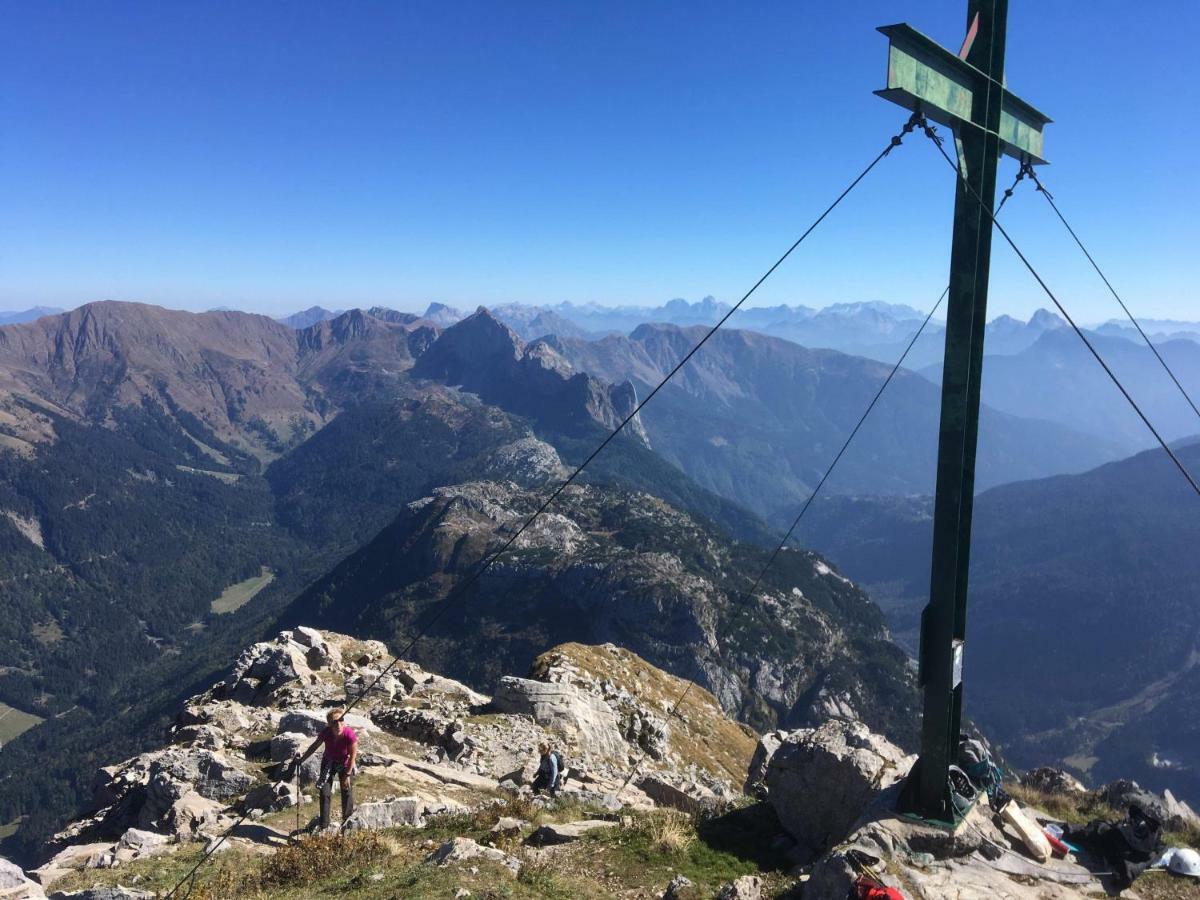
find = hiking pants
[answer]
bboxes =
[532,770,558,798]
[319,761,354,828]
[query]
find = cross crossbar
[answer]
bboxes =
[876,23,1051,164]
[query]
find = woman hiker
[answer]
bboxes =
[532,741,562,798]
[293,707,358,830]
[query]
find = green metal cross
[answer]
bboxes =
[875,0,1051,821]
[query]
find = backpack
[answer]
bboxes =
[551,750,567,782]
[957,735,1002,801]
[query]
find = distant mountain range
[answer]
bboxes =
[921,327,1200,455]
[0,307,64,326]
[544,324,1122,524]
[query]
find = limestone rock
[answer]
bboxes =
[744,730,784,796]
[427,837,520,875]
[715,874,762,900]
[344,798,425,831]
[528,819,617,845]
[491,677,624,758]
[636,775,719,814]
[114,829,167,854]
[344,669,398,703]
[1021,767,1085,794]
[241,781,298,814]
[1162,788,1200,828]
[47,888,153,900]
[277,709,373,739]
[1097,779,1196,830]
[221,638,314,705]
[170,724,226,751]
[270,732,320,784]
[0,856,46,899]
[481,437,566,486]
[162,791,222,838]
[764,719,914,855]
[292,626,341,669]
[661,874,693,900]
[490,817,526,835]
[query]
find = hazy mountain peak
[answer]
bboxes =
[1029,308,1066,330]
[421,302,465,327]
[277,306,343,329]
[0,305,65,326]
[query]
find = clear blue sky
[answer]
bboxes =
[2,1,1197,321]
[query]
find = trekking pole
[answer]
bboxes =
[294,759,302,838]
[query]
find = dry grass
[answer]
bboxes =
[646,809,696,853]
[1007,783,1118,826]
[191,831,389,898]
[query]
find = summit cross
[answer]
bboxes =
[875,0,1052,820]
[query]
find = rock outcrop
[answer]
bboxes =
[30,628,753,892]
[763,719,914,857]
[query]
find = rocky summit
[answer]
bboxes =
[6,628,757,896]
[5,627,1196,898]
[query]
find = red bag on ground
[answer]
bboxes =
[853,874,905,899]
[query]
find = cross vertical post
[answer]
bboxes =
[917,0,1007,820]
[875,0,1051,820]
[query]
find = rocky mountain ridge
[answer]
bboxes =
[283,475,919,742]
[542,323,1122,522]
[3,627,757,894]
[4,627,1195,899]
[0,302,647,461]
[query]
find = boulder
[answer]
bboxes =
[344,670,398,703]
[490,817,526,836]
[270,732,320,784]
[636,775,719,814]
[29,844,116,888]
[661,874,693,900]
[372,707,454,746]
[528,819,617,845]
[277,709,373,739]
[491,677,624,757]
[162,791,222,838]
[743,730,784,796]
[715,875,762,900]
[241,781,299,814]
[427,837,520,875]
[115,829,168,854]
[0,856,45,899]
[1162,789,1200,828]
[170,724,226,751]
[343,798,425,831]
[1021,767,1085,794]
[293,627,341,669]
[137,749,251,828]
[1097,779,1193,830]
[152,750,253,802]
[764,720,914,855]
[222,640,314,705]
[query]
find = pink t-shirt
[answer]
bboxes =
[318,725,357,767]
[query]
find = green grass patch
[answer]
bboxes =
[211,566,276,614]
[587,804,795,895]
[0,817,22,840]
[0,701,44,744]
